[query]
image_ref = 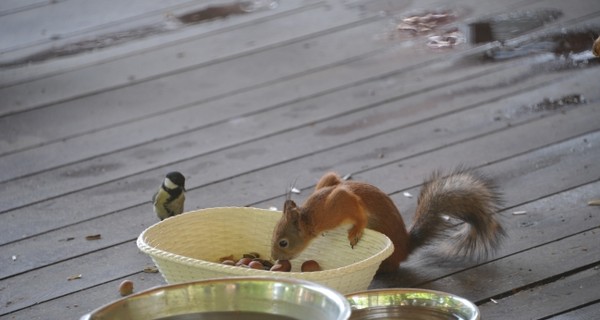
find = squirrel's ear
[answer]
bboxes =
[283,200,302,229]
[283,199,297,214]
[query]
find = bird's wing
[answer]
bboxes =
[152,191,159,205]
[171,193,185,215]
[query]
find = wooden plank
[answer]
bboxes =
[0,59,597,244]
[0,0,60,16]
[0,0,322,87]
[478,264,600,319]
[0,9,391,152]
[1,4,598,182]
[0,0,325,92]
[1,0,547,91]
[3,272,166,320]
[419,228,600,304]
[2,10,596,190]
[546,301,600,320]
[365,127,600,284]
[2,0,592,145]
[0,241,158,316]
[0,0,379,115]
[0,47,508,181]
[0,2,374,155]
[202,63,600,210]
[0,0,208,51]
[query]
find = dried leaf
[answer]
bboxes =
[85,234,102,240]
[143,266,159,273]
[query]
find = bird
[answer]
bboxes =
[152,171,186,220]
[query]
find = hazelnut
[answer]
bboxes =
[221,260,235,266]
[119,280,134,296]
[270,260,291,272]
[248,261,264,270]
[236,257,252,266]
[301,260,321,272]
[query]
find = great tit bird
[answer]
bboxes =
[153,171,186,220]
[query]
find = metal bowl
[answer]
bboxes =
[81,277,351,320]
[346,288,479,320]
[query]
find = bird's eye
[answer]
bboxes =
[278,239,288,248]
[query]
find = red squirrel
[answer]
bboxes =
[271,169,505,273]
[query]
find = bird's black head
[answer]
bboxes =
[165,171,185,188]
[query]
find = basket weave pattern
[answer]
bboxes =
[137,207,393,294]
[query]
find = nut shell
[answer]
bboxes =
[119,280,134,296]
[270,259,291,272]
[248,261,264,270]
[593,36,600,57]
[301,260,321,272]
[236,257,252,266]
[221,260,235,266]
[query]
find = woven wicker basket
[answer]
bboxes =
[137,207,394,294]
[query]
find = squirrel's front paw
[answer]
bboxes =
[348,227,364,249]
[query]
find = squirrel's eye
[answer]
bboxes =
[278,239,288,248]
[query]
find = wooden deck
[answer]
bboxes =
[1,0,599,318]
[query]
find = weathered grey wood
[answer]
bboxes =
[3,0,593,148]
[418,228,600,304]
[0,10,390,153]
[0,0,207,51]
[0,2,383,173]
[246,74,600,210]
[0,241,157,315]
[0,0,325,108]
[0,0,322,88]
[547,302,600,320]
[2,143,598,315]
[366,131,600,288]
[478,264,600,319]
[3,183,597,320]
[3,271,166,320]
[1,0,550,92]
[0,0,59,16]
[2,0,600,318]
[0,49,507,181]
[1,58,596,244]
[2,102,598,284]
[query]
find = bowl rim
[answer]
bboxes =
[345,287,480,320]
[137,207,394,277]
[81,276,352,320]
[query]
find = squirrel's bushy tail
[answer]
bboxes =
[408,168,506,260]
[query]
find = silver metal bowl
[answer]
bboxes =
[81,277,351,320]
[346,288,479,320]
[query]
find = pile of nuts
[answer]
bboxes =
[218,252,321,272]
